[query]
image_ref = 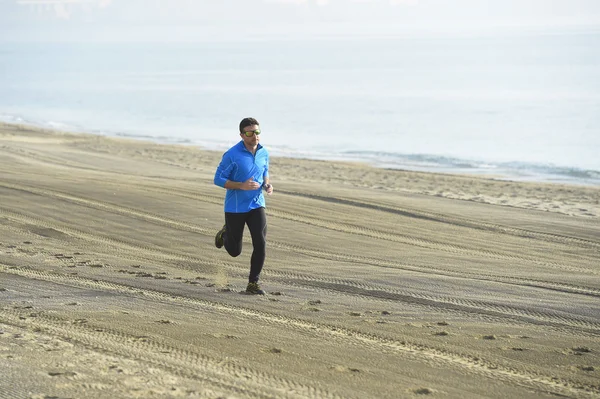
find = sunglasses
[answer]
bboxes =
[243,129,261,137]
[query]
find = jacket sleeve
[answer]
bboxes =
[214,153,233,188]
[263,152,270,179]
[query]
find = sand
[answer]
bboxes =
[0,122,599,399]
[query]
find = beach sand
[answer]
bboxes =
[1,122,599,398]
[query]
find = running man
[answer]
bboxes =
[213,117,273,295]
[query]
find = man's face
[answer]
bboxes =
[241,124,260,147]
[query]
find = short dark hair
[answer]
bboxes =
[239,117,260,133]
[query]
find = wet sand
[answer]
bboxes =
[1,123,599,398]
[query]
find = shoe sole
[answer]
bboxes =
[215,225,226,248]
[245,290,266,295]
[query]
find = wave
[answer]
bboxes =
[0,113,81,132]
[337,150,600,184]
[498,161,600,181]
[114,132,193,144]
[0,114,25,124]
[0,114,194,145]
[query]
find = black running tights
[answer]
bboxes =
[224,207,267,283]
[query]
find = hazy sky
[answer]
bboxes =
[2,0,600,41]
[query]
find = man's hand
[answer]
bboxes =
[264,183,273,195]
[240,177,261,191]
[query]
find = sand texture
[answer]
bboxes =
[1,123,599,399]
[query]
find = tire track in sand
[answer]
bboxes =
[1,207,600,334]
[2,266,599,399]
[0,308,342,399]
[1,181,597,279]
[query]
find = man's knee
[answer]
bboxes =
[226,247,242,257]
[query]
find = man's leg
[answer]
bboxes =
[246,207,267,283]
[223,212,247,257]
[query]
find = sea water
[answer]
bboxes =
[1,30,599,185]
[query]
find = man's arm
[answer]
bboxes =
[263,177,273,195]
[214,153,232,188]
[263,155,273,195]
[225,178,261,191]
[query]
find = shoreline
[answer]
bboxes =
[2,117,599,188]
[3,121,599,219]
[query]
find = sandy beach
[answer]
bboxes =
[1,122,599,398]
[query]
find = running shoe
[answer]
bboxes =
[215,224,226,249]
[246,282,265,295]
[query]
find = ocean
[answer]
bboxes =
[1,30,599,185]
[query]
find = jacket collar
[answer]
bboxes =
[237,140,263,153]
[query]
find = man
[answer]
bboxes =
[213,117,273,295]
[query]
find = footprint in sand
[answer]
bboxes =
[413,387,435,395]
[570,347,592,355]
[303,300,322,312]
[330,365,360,373]
[48,370,77,377]
[108,365,124,373]
[577,366,595,372]
[214,334,239,340]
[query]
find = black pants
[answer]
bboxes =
[224,207,267,283]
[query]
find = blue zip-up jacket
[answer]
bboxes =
[214,141,270,213]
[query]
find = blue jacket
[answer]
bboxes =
[214,141,270,213]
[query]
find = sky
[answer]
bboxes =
[1,0,600,41]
